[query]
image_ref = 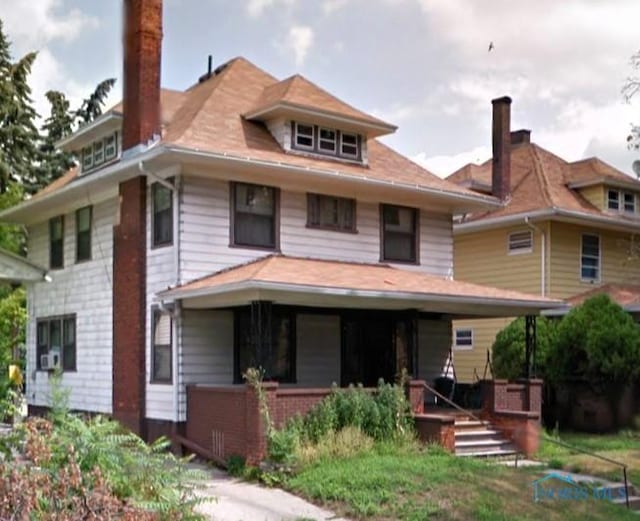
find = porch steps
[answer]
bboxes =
[454,418,518,458]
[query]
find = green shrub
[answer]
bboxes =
[226,455,246,476]
[295,426,374,466]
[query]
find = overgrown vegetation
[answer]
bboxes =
[0,378,209,519]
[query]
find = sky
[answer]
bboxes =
[0,0,638,178]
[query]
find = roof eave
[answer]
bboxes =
[244,102,397,138]
[568,178,640,191]
[56,112,123,151]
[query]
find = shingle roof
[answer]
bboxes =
[33,57,483,202]
[245,74,394,130]
[565,283,640,309]
[160,254,557,308]
[447,141,640,223]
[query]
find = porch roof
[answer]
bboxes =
[0,248,48,283]
[158,255,562,317]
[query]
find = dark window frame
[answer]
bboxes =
[580,233,600,282]
[291,122,362,162]
[49,215,64,269]
[151,181,174,248]
[380,204,419,264]
[75,206,92,263]
[36,315,76,372]
[151,308,173,384]
[306,193,357,233]
[230,182,280,251]
[233,306,296,384]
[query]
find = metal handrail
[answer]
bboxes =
[421,381,485,426]
[540,434,630,509]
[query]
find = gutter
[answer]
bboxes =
[157,279,562,311]
[524,216,546,297]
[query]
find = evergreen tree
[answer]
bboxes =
[75,78,117,126]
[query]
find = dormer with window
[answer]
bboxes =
[244,74,396,166]
[81,132,120,174]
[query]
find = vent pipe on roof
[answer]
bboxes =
[122,0,163,151]
[491,96,512,201]
[199,55,214,83]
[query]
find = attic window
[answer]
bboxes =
[292,122,362,161]
[624,193,636,213]
[607,190,619,210]
[607,189,636,213]
[508,231,533,254]
[81,132,119,174]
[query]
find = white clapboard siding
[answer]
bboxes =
[146,178,178,421]
[296,314,341,387]
[179,175,454,282]
[417,319,452,384]
[177,309,234,421]
[26,198,117,413]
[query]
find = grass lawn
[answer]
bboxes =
[536,430,640,486]
[286,444,638,521]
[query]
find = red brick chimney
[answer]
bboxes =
[491,96,512,201]
[122,0,162,150]
[113,0,163,437]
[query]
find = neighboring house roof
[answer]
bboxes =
[561,283,640,312]
[5,57,499,224]
[158,254,562,316]
[0,248,47,283]
[448,141,640,231]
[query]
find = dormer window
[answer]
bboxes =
[607,189,636,213]
[291,122,362,161]
[607,190,619,210]
[80,132,119,174]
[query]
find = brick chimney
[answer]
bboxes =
[113,0,163,437]
[511,129,531,146]
[491,96,512,201]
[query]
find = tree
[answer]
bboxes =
[491,316,558,380]
[75,78,117,126]
[624,49,640,150]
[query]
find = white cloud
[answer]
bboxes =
[246,0,297,17]
[322,0,349,15]
[287,25,314,66]
[412,146,491,178]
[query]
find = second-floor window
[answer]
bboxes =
[581,233,600,282]
[307,194,356,232]
[49,216,64,269]
[152,182,173,247]
[76,206,92,262]
[232,183,278,249]
[381,204,418,263]
[36,315,76,371]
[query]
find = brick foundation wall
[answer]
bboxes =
[272,388,333,428]
[482,379,542,418]
[482,410,540,457]
[407,380,425,414]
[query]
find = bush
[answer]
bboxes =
[295,426,374,466]
[491,316,558,380]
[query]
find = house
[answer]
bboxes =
[447,97,640,383]
[0,0,559,463]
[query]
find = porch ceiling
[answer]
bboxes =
[158,255,563,317]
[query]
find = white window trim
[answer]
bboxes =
[81,131,120,174]
[607,189,620,211]
[294,122,315,150]
[453,328,474,351]
[318,127,337,153]
[623,192,636,213]
[507,230,533,255]
[580,233,601,283]
[340,132,359,158]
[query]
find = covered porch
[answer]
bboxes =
[157,255,560,463]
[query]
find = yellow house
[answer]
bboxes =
[447,97,640,382]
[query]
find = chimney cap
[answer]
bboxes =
[492,96,512,105]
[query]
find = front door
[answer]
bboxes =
[341,313,413,387]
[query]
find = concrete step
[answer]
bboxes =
[456,438,510,449]
[455,429,501,441]
[612,495,640,510]
[456,447,518,458]
[456,441,517,456]
[454,420,491,431]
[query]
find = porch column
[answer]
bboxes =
[250,301,273,373]
[524,315,536,379]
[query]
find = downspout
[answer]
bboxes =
[524,216,546,297]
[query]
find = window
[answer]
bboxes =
[381,204,418,263]
[49,216,64,269]
[607,190,619,210]
[234,307,295,383]
[294,123,314,149]
[508,230,533,254]
[454,329,473,350]
[152,310,172,383]
[76,206,92,262]
[624,192,636,213]
[36,316,76,371]
[340,132,359,158]
[581,234,600,281]
[232,183,278,249]
[81,132,119,174]
[152,182,173,247]
[307,194,356,232]
[291,122,362,161]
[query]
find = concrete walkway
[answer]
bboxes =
[193,465,349,521]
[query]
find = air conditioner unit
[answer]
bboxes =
[40,352,60,371]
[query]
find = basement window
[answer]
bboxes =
[508,230,533,254]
